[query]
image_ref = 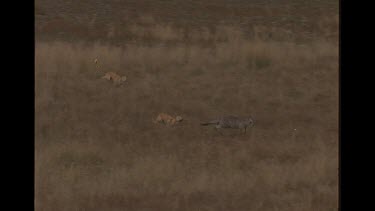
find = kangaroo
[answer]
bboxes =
[201,116,254,134]
[153,113,183,126]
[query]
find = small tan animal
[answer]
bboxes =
[94,58,127,85]
[153,113,183,126]
[94,58,100,71]
[102,72,127,85]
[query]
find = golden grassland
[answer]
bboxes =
[35,1,338,210]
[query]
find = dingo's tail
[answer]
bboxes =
[201,120,219,126]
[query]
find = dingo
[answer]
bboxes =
[201,116,254,134]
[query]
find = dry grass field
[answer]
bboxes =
[35,0,339,210]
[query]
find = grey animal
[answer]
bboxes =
[201,116,254,134]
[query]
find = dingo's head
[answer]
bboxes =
[176,116,183,122]
[246,117,254,127]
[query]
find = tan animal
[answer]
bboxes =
[153,113,183,126]
[102,72,127,85]
[94,58,100,71]
[94,58,127,85]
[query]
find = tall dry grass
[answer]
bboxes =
[35,21,338,211]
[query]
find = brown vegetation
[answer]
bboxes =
[35,0,338,210]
